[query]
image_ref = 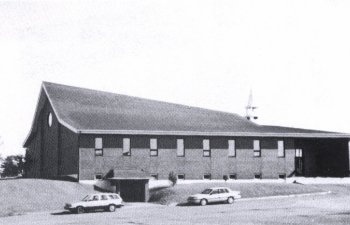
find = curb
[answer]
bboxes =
[236,191,332,202]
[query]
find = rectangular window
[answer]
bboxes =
[94,174,103,180]
[229,174,237,180]
[228,140,236,157]
[203,174,211,180]
[203,139,210,150]
[253,140,261,157]
[295,149,303,158]
[123,138,131,156]
[95,138,103,156]
[277,140,285,157]
[279,174,286,179]
[150,149,158,156]
[177,139,185,157]
[203,139,211,157]
[151,174,158,180]
[150,138,157,149]
[150,138,158,156]
[177,174,185,180]
[95,138,103,149]
[95,149,103,156]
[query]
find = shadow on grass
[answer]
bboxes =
[51,211,73,216]
[149,186,171,192]
[51,209,111,216]
[176,202,232,207]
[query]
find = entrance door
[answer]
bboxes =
[119,180,146,202]
[295,149,303,176]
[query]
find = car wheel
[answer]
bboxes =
[227,197,234,204]
[108,204,116,212]
[200,199,207,206]
[76,206,84,214]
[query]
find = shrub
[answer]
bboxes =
[223,175,228,182]
[168,171,177,186]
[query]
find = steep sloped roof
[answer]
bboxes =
[23,81,350,147]
[43,81,262,133]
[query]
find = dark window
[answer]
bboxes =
[211,189,219,194]
[254,173,262,179]
[203,174,211,180]
[95,174,103,180]
[177,174,185,180]
[109,195,115,199]
[151,174,158,180]
[229,174,237,180]
[279,174,286,179]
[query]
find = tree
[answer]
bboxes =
[0,154,24,177]
[168,171,177,186]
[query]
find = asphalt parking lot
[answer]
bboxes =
[1,187,350,225]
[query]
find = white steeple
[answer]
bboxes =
[246,89,258,121]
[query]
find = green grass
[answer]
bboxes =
[149,182,325,205]
[0,178,97,217]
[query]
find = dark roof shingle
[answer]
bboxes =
[29,82,350,139]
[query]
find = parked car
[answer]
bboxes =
[187,187,241,206]
[64,193,123,213]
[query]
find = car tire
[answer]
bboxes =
[76,206,84,214]
[227,197,234,204]
[200,199,207,206]
[108,204,116,212]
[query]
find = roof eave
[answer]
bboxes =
[23,83,80,148]
[78,129,350,139]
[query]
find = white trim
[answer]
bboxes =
[23,83,79,147]
[23,88,45,147]
[42,83,79,133]
[23,83,350,146]
[78,129,350,138]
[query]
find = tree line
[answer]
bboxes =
[0,154,26,178]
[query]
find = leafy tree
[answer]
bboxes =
[168,171,177,186]
[0,154,24,177]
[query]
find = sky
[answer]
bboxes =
[0,0,350,157]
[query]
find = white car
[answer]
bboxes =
[187,187,241,206]
[64,193,123,213]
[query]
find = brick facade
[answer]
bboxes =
[78,135,297,180]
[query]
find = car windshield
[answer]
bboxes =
[82,195,91,201]
[201,189,212,194]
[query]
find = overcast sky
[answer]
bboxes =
[0,0,350,156]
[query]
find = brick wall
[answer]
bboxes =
[79,135,296,180]
[25,93,79,179]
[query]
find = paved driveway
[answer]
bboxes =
[1,186,350,225]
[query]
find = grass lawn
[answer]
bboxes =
[0,178,97,217]
[149,182,325,205]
